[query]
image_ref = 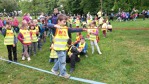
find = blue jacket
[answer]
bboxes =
[47,23,83,38]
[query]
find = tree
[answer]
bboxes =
[0,0,18,13]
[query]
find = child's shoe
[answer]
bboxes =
[99,52,102,55]
[51,69,59,75]
[27,57,31,61]
[60,73,70,79]
[22,56,25,60]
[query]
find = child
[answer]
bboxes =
[87,21,102,55]
[48,14,71,78]
[18,20,32,61]
[66,39,80,73]
[12,16,19,33]
[99,17,104,28]
[0,18,4,33]
[30,24,38,56]
[75,17,81,28]
[77,38,88,57]
[49,42,58,63]
[86,17,92,27]
[47,14,87,78]
[101,19,108,38]
[3,18,7,26]
[68,16,73,28]
[74,32,82,46]
[107,22,112,32]
[2,22,17,63]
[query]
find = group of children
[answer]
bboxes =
[2,16,48,62]
[67,15,113,38]
[2,12,112,78]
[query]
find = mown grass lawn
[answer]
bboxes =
[0,18,149,84]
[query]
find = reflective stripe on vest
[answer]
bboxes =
[4,30,14,45]
[53,26,69,50]
[21,30,31,44]
[88,29,97,40]
[30,30,38,42]
[78,42,86,50]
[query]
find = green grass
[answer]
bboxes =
[112,19,149,28]
[0,18,149,84]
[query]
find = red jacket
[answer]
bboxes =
[13,19,19,26]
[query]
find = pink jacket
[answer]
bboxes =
[0,19,4,27]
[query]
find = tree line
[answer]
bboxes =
[0,0,149,15]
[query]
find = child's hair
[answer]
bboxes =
[67,39,72,45]
[29,24,35,30]
[89,21,96,27]
[78,32,81,35]
[57,14,67,21]
[91,21,96,25]
[6,22,10,25]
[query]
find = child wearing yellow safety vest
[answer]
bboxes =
[47,14,86,78]
[18,20,32,61]
[29,24,38,56]
[66,39,80,73]
[75,17,81,28]
[107,22,112,32]
[2,22,18,63]
[77,37,88,57]
[74,32,82,46]
[101,19,108,38]
[87,21,102,55]
[49,43,58,63]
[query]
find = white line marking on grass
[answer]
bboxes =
[0,57,105,84]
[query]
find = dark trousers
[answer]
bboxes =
[66,53,80,68]
[6,45,17,61]
[31,42,37,55]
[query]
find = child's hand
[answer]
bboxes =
[83,28,87,31]
[13,44,15,47]
[54,25,61,29]
[69,53,72,58]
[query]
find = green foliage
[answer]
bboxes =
[0,0,18,12]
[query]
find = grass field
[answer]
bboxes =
[0,18,149,84]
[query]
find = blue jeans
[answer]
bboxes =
[52,51,67,76]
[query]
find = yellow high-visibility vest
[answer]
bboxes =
[50,49,58,58]
[76,20,80,26]
[30,30,38,42]
[78,42,86,51]
[87,20,92,25]
[4,30,14,45]
[102,23,107,31]
[35,26,39,32]
[21,30,32,44]
[88,28,97,40]
[53,26,69,50]
[108,25,112,29]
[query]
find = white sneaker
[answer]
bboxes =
[99,52,102,55]
[51,69,59,75]
[27,57,31,61]
[22,56,25,60]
